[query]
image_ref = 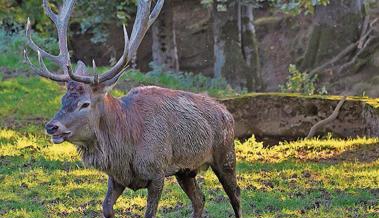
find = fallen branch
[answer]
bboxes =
[360,16,370,37]
[336,36,378,75]
[358,16,370,49]
[358,18,378,49]
[309,43,357,76]
[306,96,347,139]
[309,18,378,77]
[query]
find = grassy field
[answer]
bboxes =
[1,77,378,218]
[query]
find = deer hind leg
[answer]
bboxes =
[176,172,205,218]
[211,150,242,218]
[102,176,126,218]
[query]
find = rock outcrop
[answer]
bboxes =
[221,93,379,139]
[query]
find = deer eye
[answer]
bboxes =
[79,102,90,110]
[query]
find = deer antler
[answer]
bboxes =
[67,0,165,85]
[25,0,75,82]
[25,0,164,85]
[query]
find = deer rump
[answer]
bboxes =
[80,86,234,189]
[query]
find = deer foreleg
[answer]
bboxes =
[102,176,125,218]
[144,176,165,218]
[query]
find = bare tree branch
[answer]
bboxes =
[309,17,378,76]
[306,96,347,139]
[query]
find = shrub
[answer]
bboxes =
[0,27,58,71]
[280,64,327,95]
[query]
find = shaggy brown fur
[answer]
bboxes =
[47,85,241,218]
[25,0,240,216]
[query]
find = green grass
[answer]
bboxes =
[0,77,378,217]
[0,77,63,134]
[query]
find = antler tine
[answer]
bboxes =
[37,51,70,82]
[26,0,76,83]
[147,0,164,28]
[95,0,164,85]
[93,60,99,84]
[129,0,164,56]
[92,59,97,74]
[102,70,126,87]
[24,49,39,73]
[95,25,129,83]
[24,49,69,82]
[30,0,164,85]
[127,0,153,60]
[67,63,94,84]
[56,0,75,66]
[71,24,129,84]
[26,18,61,65]
[42,0,58,24]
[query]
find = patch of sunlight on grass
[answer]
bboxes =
[1,75,378,217]
[236,135,379,163]
[69,168,102,178]
[0,129,18,141]
[1,126,378,217]
[317,162,379,190]
[0,132,40,157]
[230,135,379,217]
[4,208,46,218]
[42,142,79,161]
[115,194,146,217]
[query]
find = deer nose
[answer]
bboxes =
[45,122,59,135]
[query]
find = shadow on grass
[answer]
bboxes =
[241,187,378,216]
[1,128,378,217]
[0,151,83,176]
[313,142,379,163]
[233,140,379,217]
[0,117,47,131]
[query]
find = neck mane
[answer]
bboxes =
[83,94,142,184]
[96,94,141,145]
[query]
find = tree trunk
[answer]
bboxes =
[301,0,364,71]
[213,0,255,91]
[152,0,179,71]
[241,4,263,91]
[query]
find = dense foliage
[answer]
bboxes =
[0,0,136,43]
[202,0,329,14]
[273,0,329,14]
[280,65,327,95]
[0,0,327,36]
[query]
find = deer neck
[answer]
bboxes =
[87,94,139,171]
[87,93,141,184]
[90,94,128,145]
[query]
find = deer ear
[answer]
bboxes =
[91,79,121,94]
[91,70,126,94]
[66,61,89,92]
[75,61,88,76]
[103,71,125,89]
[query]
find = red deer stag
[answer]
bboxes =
[24,0,241,217]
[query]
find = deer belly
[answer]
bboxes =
[167,152,213,176]
[128,178,149,191]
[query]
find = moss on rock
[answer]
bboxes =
[220,93,379,139]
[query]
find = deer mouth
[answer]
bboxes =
[51,132,72,144]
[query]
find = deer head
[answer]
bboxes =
[25,0,164,145]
